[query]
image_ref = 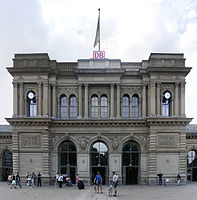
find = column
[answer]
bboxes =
[142,83,147,117]
[43,82,49,117]
[38,82,42,116]
[52,84,57,118]
[149,81,156,117]
[12,130,19,174]
[13,82,18,117]
[19,82,24,116]
[148,131,157,184]
[42,129,50,183]
[116,84,120,118]
[48,84,51,117]
[110,84,115,118]
[175,82,179,116]
[130,98,132,118]
[78,84,82,119]
[180,82,185,117]
[156,82,161,116]
[84,84,89,119]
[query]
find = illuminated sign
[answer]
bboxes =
[93,51,105,59]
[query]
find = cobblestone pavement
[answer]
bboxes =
[1,182,197,200]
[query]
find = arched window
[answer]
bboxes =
[162,91,171,117]
[90,141,108,185]
[122,140,140,185]
[101,95,108,119]
[187,149,197,181]
[27,91,37,117]
[60,95,67,119]
[91,95,98,118]
[132,95,139,118]
[122,95,130,118]
[2,150,13,181]
[69,95,77,119]
[58,141,77,184]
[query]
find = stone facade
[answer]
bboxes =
[2,53,194,184]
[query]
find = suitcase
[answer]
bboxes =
[78,180,84,189]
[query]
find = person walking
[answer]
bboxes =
[32,172,36,187]
[94,171,103,194]
[10,173,17,189]
[177,173,181,186]
[58,174,63,188]
[37,172,41,187]
[112,172,118,196]
[55,172,59,188]
[157,172,163,186]
[16,172,22,189]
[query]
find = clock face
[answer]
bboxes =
[28,92,34,99]
[164,92,171,99]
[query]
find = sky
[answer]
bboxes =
[0,0,197,124]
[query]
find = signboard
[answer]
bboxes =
[93,51,105,59]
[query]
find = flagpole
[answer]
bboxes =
[98,8,100,51]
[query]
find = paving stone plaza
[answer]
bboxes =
[1,182,197,200]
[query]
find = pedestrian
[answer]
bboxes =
[112,172,118,196]
[32,172,36,187]
[10,173,17,189]
[76,173,80,188]
[16,172,22,189]
[37,172,42,187]
[55,172,59,188]
[58,174,63,188]
[157,171,163,186]
[177,173,181,186]
[27,173,32,187]
[94,171,103,194]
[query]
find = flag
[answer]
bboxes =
[94,9,100,50]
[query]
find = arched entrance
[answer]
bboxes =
[58,141,77,184]
[187,149,197,181]
[122,140,140,185]
[1,150,13,181]
[90,141,108,185]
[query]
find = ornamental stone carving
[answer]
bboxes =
[89,86,110,98]
[57,86,78,97]
[161,83,175,96]
[158,135,177,148]
[121,86,142,97]
[108,136,122,150]
[21,135,41,148]
[77,136,90,150]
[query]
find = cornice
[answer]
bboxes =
[6,117,192,127]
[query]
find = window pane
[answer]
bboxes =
[132,96,139,118]
[60,96,67,118]
[91,95,98,118]
[70,96,77,118]
[122,95,130,118]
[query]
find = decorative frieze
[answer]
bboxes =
[158,134,178,148]
[21,135,41,148]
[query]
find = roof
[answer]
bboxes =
[0,125,12,133]
[186,124,197,134]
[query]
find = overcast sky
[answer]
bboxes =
[0,0,197,124]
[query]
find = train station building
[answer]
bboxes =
[1,52,196,185]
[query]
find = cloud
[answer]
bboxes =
[0,0,197,124]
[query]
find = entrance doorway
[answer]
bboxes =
[58,141,77,184]
[90,141,109,185]
[1,150,13,181]
[187,150,197,181]
[122,140,140,185]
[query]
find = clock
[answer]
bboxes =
[28,92,34,99]
[164,92,171,99]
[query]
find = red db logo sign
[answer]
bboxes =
[93,51,105,59]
